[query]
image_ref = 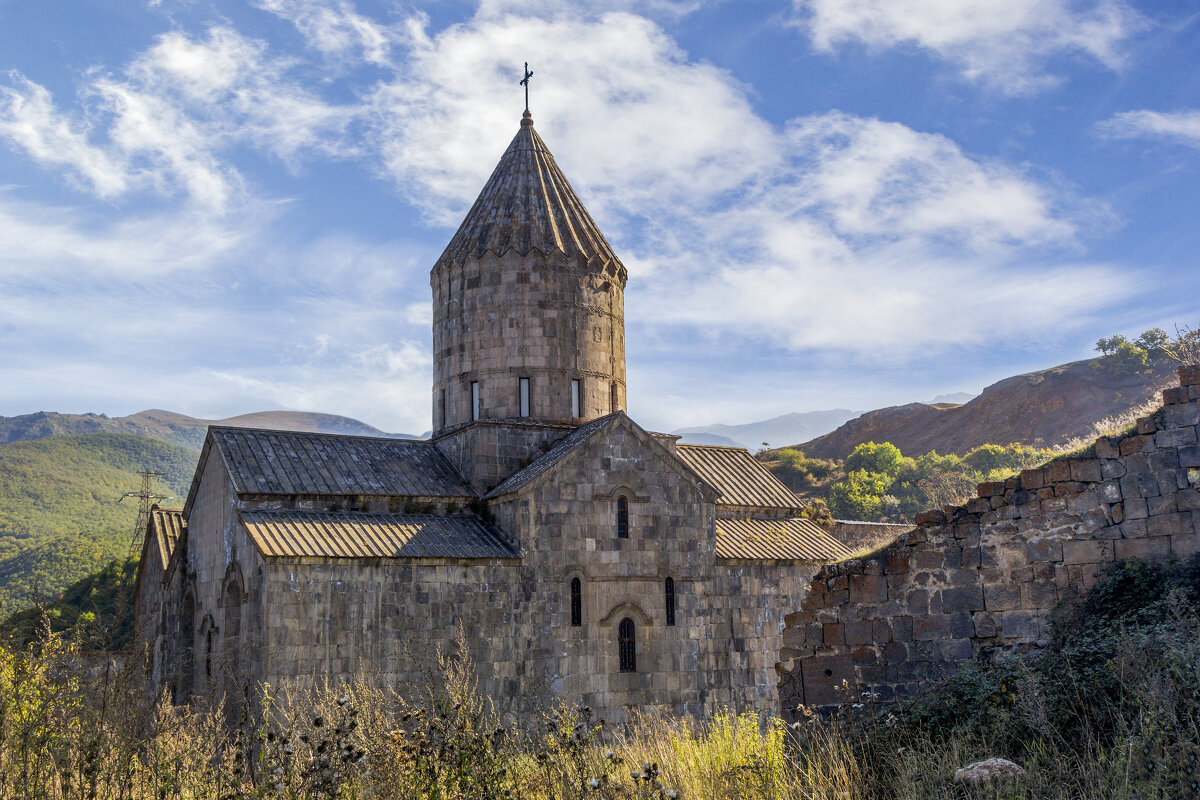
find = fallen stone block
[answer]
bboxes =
[955,758,1026,786]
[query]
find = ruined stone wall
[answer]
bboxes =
[709,561,821,713]
[830,520,911,551]
[777,366,1200,714]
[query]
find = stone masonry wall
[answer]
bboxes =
[431,248,626,432]
[434,420,574,496]
[777,366,1200,714]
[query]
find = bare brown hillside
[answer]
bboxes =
[798,356,1177,460]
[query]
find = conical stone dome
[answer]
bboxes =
[430,112,627,435]
[435,111,626,281]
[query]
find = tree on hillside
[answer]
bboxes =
[758,447,838,494]
[1135,328,1169,353]
[1163,323,1200,366]
[1094,335,1128,357]
[844,442,908,478]
[1095,331,1157,376]
[823,442,1051,523]
[827,470,892,520]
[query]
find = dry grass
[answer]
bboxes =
[2,611,1198,800]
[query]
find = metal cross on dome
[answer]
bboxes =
[520,62,533,112]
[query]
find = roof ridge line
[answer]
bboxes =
[207,424,426,445]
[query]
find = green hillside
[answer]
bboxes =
[0,433,197,616]
[0,558,137,650]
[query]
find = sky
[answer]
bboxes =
[0,0,1197,435]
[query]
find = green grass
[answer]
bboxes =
[0,433,196,616]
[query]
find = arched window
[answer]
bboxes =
[665,578,676,626]
[570,577,582,627]
[618,617,636,673]
[616,496,629,539]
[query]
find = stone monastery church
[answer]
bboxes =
[134,109,853,721]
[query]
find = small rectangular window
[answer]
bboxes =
[665,577,676,626]
[519,378,530,417]
[570,577,581,627]
[438,388,446,429]
[610,381,618,413]
[471,381,480,421]
[570,379,581,418]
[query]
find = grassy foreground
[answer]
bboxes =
[2,558,1199,799]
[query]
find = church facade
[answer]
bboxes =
[135,111,851,721]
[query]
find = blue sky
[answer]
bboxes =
[0,0,1197,435]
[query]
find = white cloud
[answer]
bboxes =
[0,194,257,280]
[370,12,779,225]
[0,3,1146,431]
[0,77,130,197]
[252,0,395,65]
[473,0,702,21]
[1097,109,1200,147]
[780,112,1076,248]
[793,0,1139,94]
[0,26,355,213]
[363,10,1117,356]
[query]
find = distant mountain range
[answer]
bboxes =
[672,410,861,449]
[798,356,1177,460]
[0,409,418,451]
[670,392,980,451]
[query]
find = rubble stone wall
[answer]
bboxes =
[777,366,1200,714]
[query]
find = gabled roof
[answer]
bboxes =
[146,506,185,571]
[434,112,625,278]
[239,511,518,560]
[133,505,185,603]
[485,413,720,502]
[715,517,852,561]
[676,444,805,511]
[187,427,474,511]
[485,414,616,499]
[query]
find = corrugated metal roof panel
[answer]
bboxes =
[676,444,805,510]
[239,511,519,560]
[209,427,475,499]
[715,517,852,561]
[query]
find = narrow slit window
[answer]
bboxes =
[519,377,530,417]
[570,577,581,627]
[570,379,581,418]
[665,577,675,626]
[438,388,446,429]
[616,496,629,539]
[610,381,619,413]
[471,381,480,421]
[618,617,636,673]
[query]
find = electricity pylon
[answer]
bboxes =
[121,471,168,557]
